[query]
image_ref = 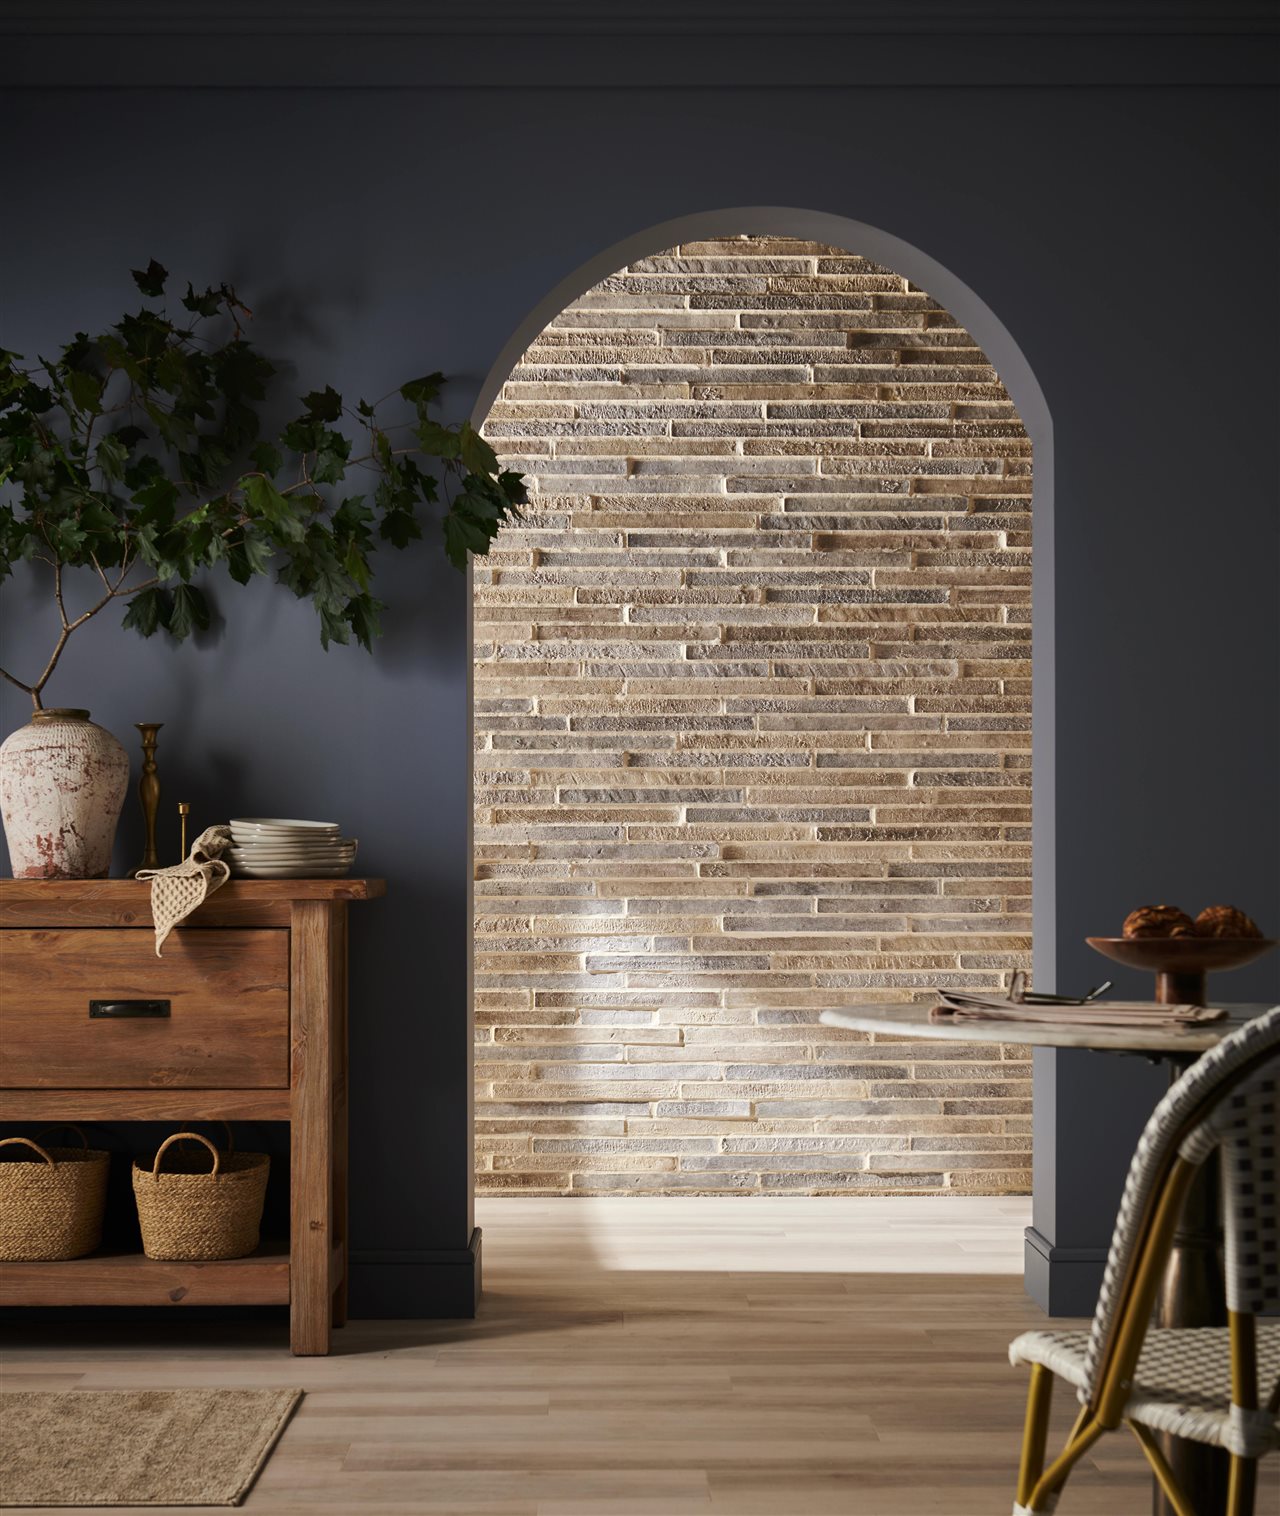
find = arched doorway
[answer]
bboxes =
[470,212,1051,1201]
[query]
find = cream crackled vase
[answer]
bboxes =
[0,708,130,879]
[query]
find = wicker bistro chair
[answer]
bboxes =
[1008,1004,1280,1516]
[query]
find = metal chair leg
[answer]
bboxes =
[1026,1415,1106,1512]
[1126,1421,1199,1516]
[1226,1453,1257,1516]
[1015,1365,1055,1508]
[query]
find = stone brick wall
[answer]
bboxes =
[473,237,1032,1195]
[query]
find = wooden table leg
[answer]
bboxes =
[290,899,335,1356]
[331,906,349,1330]
[1152,1104,1229,1513]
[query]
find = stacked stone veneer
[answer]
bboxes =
[474,237,1032,1196]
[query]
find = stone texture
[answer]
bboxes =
[475,238,1032,1197]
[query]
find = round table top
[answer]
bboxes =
[817,1002,1276,1055]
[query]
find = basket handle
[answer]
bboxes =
[153,1131,220,1178]
[0,1136,56,1166]
[174,1120,235,1157]
[34,1123,89,1152]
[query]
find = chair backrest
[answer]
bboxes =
[1081,1005,1280,1395]
[1180,1056,1279,1316]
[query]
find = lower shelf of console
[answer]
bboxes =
[0,1241,312,1306]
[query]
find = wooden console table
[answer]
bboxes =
[0,877,384,1355]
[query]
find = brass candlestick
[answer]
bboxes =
[129,723,164,877]
[177,802,191,861]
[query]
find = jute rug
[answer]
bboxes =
[0,1389,302,1507]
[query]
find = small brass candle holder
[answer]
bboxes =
[177,802,191,861]
[128,722,164,877]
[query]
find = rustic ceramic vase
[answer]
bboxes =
[0,709,130,879]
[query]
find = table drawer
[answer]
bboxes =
[0,929,289,1088]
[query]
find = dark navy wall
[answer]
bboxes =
[4,5,1278,1315]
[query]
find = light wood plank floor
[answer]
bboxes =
[6,1197,1273,1514]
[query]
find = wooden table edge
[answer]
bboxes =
[817,1004,1268,1055]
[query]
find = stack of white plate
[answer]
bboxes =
[227,818,358,879]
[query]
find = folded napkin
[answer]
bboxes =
[930,994,1227,1027]
[136,824,232,955]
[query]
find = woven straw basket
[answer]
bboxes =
[0,1125,109,1261]
[132,1131,269,1261]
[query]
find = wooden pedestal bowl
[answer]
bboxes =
[1086,936,1277,1007]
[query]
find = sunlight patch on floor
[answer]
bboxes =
[476,1195,1032,1275]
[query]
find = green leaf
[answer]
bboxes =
[15,381,55,414]
[227,530,274,585]
[443,510,492,570]
[342,537,371,591]
[181,282,223,318]
[117,309,172,364]
[379,507,421,550]
[303,427,351,486]
[47,517,89,557]
[130,259,169,298]
[302,385,343,423]
[65,369,103,416]
[415,419,460,459]
[461,478,501,521]
[347,594,383,650]
[78,503,123,557]
[318,605,350,650]
[63,332,92,370]
[249,441,282,476]
[95,434,130,481]
[416,471,439,505]
[243,533,274,575]
[121,586,166,638]
[355,398,375,418]
[153,343,195,397]
[332,494,373,536]
[281,416,322,453]
[458,422,498,477]
[311,443,350,486]
[130,476,180,527]
[167,583,211,640]
[243,473,306,543]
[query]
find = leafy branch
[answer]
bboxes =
[0,259,526,709]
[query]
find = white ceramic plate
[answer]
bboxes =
[231,830,344,841]
[231,818,340,832]
[229,857,357,868]
[230,862,354,879]
[230,842,348,852]
[227,842,357,855]
[228,836,355,848]
[231,859,351,869]
[229,856,357,868]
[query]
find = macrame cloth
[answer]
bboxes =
[137,824,232,955]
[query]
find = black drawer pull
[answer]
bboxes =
[89,999,171,1019]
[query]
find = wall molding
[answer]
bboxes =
[348,1227,482,1319]
[1024,1226,1107,1316]
[6,2,1277,87]
[4,2,1276,36]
